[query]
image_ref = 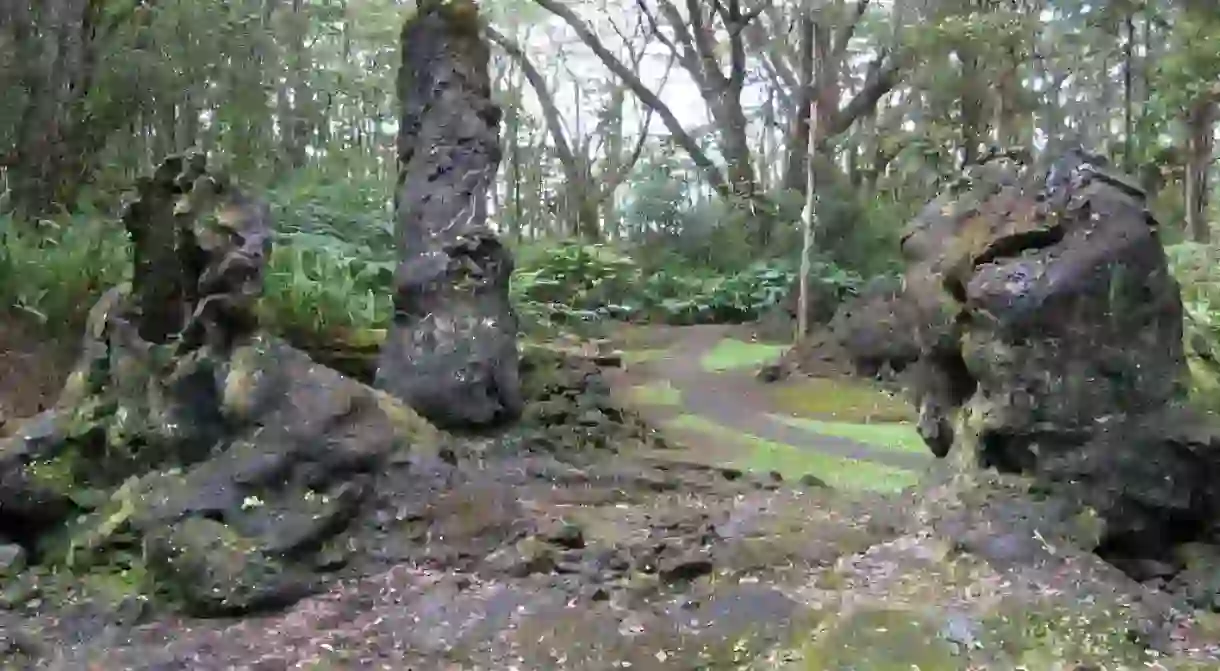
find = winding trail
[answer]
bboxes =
[615,324,931,471]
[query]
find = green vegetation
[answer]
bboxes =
[666,414,921,493]
[621,348,667,366]
[770,378,917,423]
[789,608,962,670]
[627,380,682,407]
[771,416,927,455]
[513,240,862,329]
[699,339,789,372]
[0,214,861,344]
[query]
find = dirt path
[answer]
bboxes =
[613,324,930,471]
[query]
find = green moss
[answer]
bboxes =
[699,339,788,372]
[770,377,916,423]
[25,453,80,493]
[77,562,154,603]
[791,608,962,670]
[979,602,1154,667]
[770,415,928,455]
[627,380,682,407]
[665,414,920,493]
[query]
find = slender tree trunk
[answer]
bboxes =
[959,49,987,166]
[759,85,774,191]
[1123,8,1136,172]
[796,102,819,340]
[602,84,625,239]
[783,14,816,193]
[996,41,1022,146]
[1185,99,1215,243]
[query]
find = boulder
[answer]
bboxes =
[899,148,1220,576]
[375,0,523,430]
[828,275,921,378]
[0,153,441,616]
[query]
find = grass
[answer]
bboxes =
[627,380,683,407]
[699,338,788,372]
[770,415,927,455]
[664,414,920,493]
[770,377,916,423]
[622,348,668,366]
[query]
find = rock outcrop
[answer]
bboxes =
[375,0,523,430]
[900,148,1220,577]
[0,153,441,616]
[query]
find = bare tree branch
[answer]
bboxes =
[533,0,730,195]
[486,25,579,176]
[826,54,903,139]
[681,0,728,92]
[598,53,675,199]
[646,0,708,91]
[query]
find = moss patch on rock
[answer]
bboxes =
[788,607,962,670]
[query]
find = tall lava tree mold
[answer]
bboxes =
[375,0,523,429]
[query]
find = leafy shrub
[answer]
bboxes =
[511,241,641,330]
[0,215,129,334]
[1168,242,1220,341]
[509,241,863,327]
[0,213,395,341]
[259,234,396,339]
[638,261,792,324]
[265,172,395,253]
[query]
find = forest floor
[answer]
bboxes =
[3,322,1220,669]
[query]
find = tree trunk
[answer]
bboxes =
[485,26,598,241]
[602,83,626,238]
[995,42,1022,147]
[783,14,816,193]
[796,103,819,340]
[375,0,522,430]
[1185,99,1215,243]
[535,0,730,195]
[759,85,774,191]
[283,0,310,171]
[1123,8,1136,173]
[959,48,987,166]
[7,0,90,218]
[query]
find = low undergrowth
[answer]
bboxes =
[0,211,862,346]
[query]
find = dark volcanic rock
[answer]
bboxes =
[0,153,441,617]
[828,275,921,379]
[375,0,522,430]
[902,149,1187,458]
[897,147,1220,582]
